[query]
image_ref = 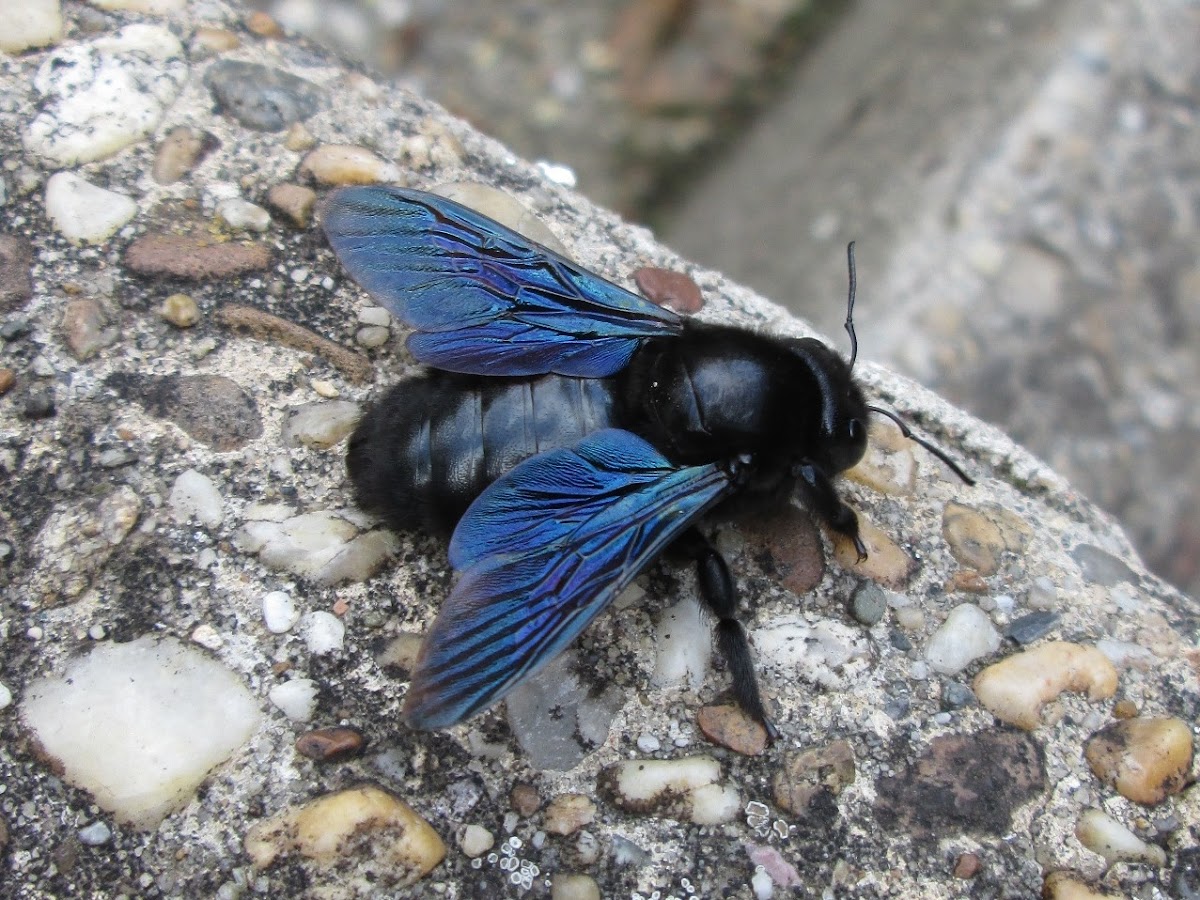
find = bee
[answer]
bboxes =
[323,186,971,736]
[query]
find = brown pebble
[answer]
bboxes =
[295,726,365,762]
[697,704,768,756]
[266,183,317,228]
[0,369,15,396]
[738,505,825,596]
[107,372,263,451]
[772,740,855,816]
[1084,717,1194,805]
[509,783,541,817]
[126,234,272,280]
[285,123,316,152]
[245,10,283,38]
[0,235,34,312]
[153,126,219,184]
[946,569,989,594]
[942,502,1032,576]
[62,298,116,360]
[160,293,200,328]
[299,144,397,186]
[216,305,372,383]
[831,515,915,589]
[952,852,982,879]
[542,793,596,836]
[633,266,704,313]
[1042,869,1124,899]
[191,27,241,55]
[1112,699,1139,719]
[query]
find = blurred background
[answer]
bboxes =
[252,0,1200,601]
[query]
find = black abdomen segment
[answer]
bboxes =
[348,373,617,534]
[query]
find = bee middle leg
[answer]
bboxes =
[677,528,779,741]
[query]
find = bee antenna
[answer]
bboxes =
[844,241,858,370]
[867,405,976,486]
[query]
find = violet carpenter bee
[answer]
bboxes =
[322,186,972,737]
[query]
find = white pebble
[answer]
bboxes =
[216,198,271,232]
[1,0,63,54]
[268,677,319,722]
[190,624,223,650]
[924,604,1001,675]
[459,824,494,858]
[281,400,361,450]
[262,591,300,634]
[300,611,345,655]
[751,868,775,900]
[357,306,391,327]
[168,469,224,528]
[1075,808,1166,867]
[44,172,138,244]
[0,681,12,710]
[77,820,112,846]
[652,597,710,690]
[689,782,741,825]
[636,733,661,753]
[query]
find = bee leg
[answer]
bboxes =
[678,528,779,742]
[795,462,867,561]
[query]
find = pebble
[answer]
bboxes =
[941,681,976,710]
[772,740,856,816]
[1005,610,1060,645]
[651,597,710,692]
[754,617,868,677]
[738,505,825,596]
[299,611,345,655]
[432,182,568,254]
[62,298,117,360]
[190,26,240,56]
[636,733,661,753]
[1027,576,1059,609]
[262,590,300,633]
[458,823,494,858]
[204,61,326,132]
[941,502,1032,576]
[1071,544,1138,587]
[633,266,704,313]
[294,726,365,762]
[110,373,263,451]
[280,400,361,450]
[44,173,138,244]
[0,236,34,313]
[356,306,392,327]
[152,126,219,183]
[355,324,390,348]
[599,756,739,824]
[509,782,541,817]
[696,704,769,756]
[215,198,271,233]
[25,24,187,167]
[1084,717,1193,805]
[850,582,888,626]
[0,0,62,53]
[168,469,224,528]
[831,515,915,588]
[1042,870,1124,899]
[23,389,56,419]
[550,874,601,900]
[268,677,319,722]
[924,604,1001,675]
[746,844,802,891]
[216,305,372,383]
[1095,638,1157,670]
[237,511,396,584]
[298,144,401,186]
[77,821,112,846]
[1075,808,1166,867]
[265,183,317,228]
[972,641,1118,730]
[159,293,200,328]
[952,852,982,879]
[0,681,11,710]
[542,794,596,836]
[190,624,223,651]
[19,636,261,828]
[243,786,445,889]
[125,234,272,280]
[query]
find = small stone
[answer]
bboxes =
[355,325,390,348]
[432,183,568,253]
[739,506,825,596]
[952,853,982,879]
[268,677,319,722]
[216,198,271,233]
[509,783,541,817]
[973,642,1118,730]
[941,682,976,710]
[356,306,391,327]
[1027,576,1058,609]
[160,293,200,328]
[245,10,283,37]
[299,611,345,655]
[285,122,316,152]
[77,821,112,846]
[262,591,300,633]
[1042,870,1124,899]
[1072,544,1139,586]
[599,756,737,823]
[696,704,768,756]
[244,786,445,888]
[236,511,396,584]
[543,793,595,836]
[190,624,223,650]
[458,824,494,858]
[295,726,365,762]
[551,874,601,900]
[0,0,62,53]
[924,604,1001,675]
[125,234,272,280]
[1112,699,1139,719]
[1005,610,1060,645]
[831,515,915,588]
[152,126,219,183]
[636,733,661,753]
[772,740,856,818]
[399,119,465,171]
[942,502,1032,576]
[23,390,56,419]
[633,266,704,313]
[108,373,262,451]
[0,682,12,711]
[168,469,224,528]
[62,298,117,360]
[1075,808,1167,867]
[850,582,888,626]
[0,236,34,313]
[45,173,138,244]
[298,144,400,186]
[652,597,710,693]
[204,61,326,132]
[281,400,361,450]
[1084,717,1193,806]
[266,183,317,228]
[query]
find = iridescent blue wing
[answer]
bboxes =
[321,186,683,377]
[403,429,736,729]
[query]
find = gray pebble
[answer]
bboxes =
[77,820,112,846]
[1,319,31,340]
[1072,544,1139,586]
[851,582,888,626]
[204,61,326,132]
[942,682,976,710]
[23,390,55,419]
[1005,610,1060,645]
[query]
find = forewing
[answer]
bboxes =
[404,430,735,729]
[321,186,683,377]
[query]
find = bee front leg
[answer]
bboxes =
[677,528,779,742]
[795,462,867,561]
